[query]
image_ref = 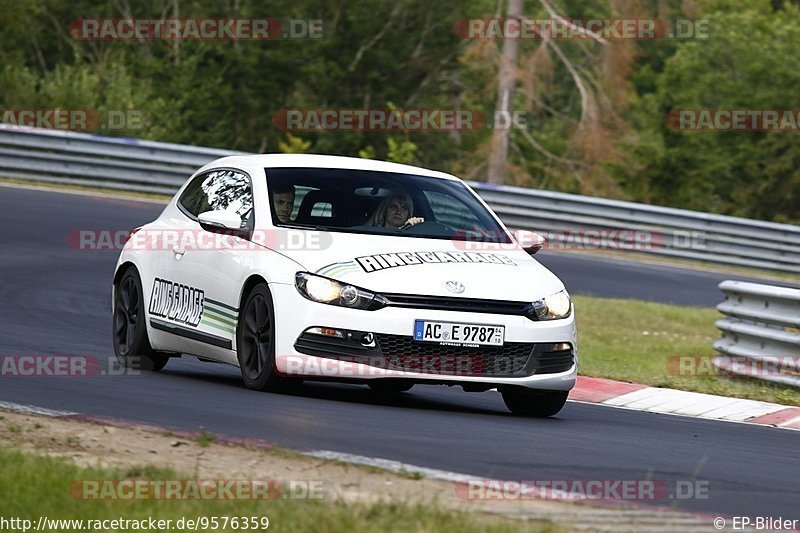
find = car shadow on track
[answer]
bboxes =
[158,359,550,419]
[284,381,509,416]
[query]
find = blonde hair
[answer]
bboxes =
[368,192,414,227]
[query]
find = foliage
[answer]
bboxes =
[623,0,800,221]
[1,0,797,222]
[278,133,312,154]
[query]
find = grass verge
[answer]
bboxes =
[575,295,800,406]
[0,446,558,533]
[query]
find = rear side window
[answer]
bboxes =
[179,169,253,227]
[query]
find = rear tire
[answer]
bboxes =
[501,389,568,417]
[236,284,296,392]
[112,268,168,372]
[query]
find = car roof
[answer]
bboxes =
[199,153,461,182]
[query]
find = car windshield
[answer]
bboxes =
[265,167,512,243]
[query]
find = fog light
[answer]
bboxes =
[553,342,572,351]
[307,327,344,338]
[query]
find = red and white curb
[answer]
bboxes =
[571,376,800,430]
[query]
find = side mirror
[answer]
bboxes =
[517,230,546,255]
[198,211,247,236]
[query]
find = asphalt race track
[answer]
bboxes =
[0,185,797,519]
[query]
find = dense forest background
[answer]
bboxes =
[2,0,799,223]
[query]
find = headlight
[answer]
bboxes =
[295,272,387,311]
[530,290,571,320]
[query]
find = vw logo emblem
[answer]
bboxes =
[445,281,465,294]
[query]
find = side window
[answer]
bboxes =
[310,202,333,217]
[289,186,335,221]
[291,186,316,219]
[423,191,482,230]
[179,169,253,228]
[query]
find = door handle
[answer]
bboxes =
[172,247,186,259]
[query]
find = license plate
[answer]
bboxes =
[413,320,504,347]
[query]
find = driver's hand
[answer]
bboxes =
[399,217,424,229]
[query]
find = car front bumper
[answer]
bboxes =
[269,282,578,391]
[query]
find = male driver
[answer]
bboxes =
[272,184,295,223]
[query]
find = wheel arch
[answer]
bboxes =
[113,261,138,287]
[238,274,271,313]
[112,261,139,314]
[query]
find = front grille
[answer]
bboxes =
[376,333,533,377]
[381,293,533,316]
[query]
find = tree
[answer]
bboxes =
[487,0,523,184]
[628,0,800,221]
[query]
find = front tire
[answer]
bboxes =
[236,284,295,392]
[113,268,168,371]
[501,389,568,417]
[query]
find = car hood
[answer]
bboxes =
[270,229,565,302]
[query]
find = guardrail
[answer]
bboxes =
[476,186,800,275]
[714,280,800,388]
[2,125,800,274]
[0,125,247,195]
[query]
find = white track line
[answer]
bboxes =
[0,400,77,417]
[303,449,476,484]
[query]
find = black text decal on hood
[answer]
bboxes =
[149,278,205,327]
[355,251,516,273]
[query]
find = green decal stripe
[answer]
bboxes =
[200,323,233,336]
[317,262,357,276]
[329,265,359,276]
[201,318,235,334]
[205,303,238,321]
[320,267,342,277]
[205,298,238,312]
[204,311,237,328]
[317,265,359,279]
[316,264,337,274]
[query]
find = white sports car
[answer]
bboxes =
[112,155,577,416]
